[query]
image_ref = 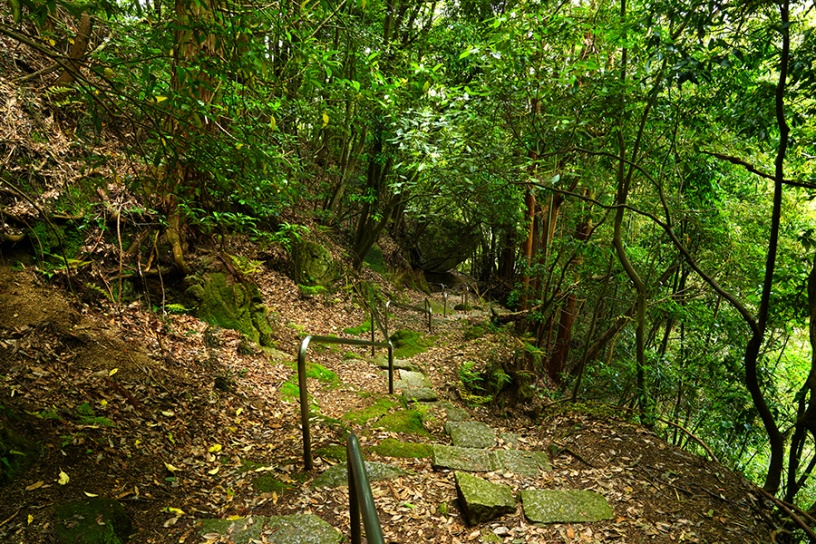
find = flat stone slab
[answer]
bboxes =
[433,446,551,477]
[495,449,551,477]
[521,489,613,523]
[375,356,416,371]
[402,387,438,402]
[445,420,497,448]
[394,369,432,389]
[198,514,342,544]
[432,444,500,472]
[455,471,516,525]
[445,405,471,422]
[312,461,407,488]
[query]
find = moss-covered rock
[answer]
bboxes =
[198,515,341,544]
[445,421,497,449]
[190,273,274,346]
[54,498,132,544]
[293,240,338,288]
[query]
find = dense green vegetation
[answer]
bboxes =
[1,0,816,529]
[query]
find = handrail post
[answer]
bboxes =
[370,306,375,356]
[424,299,433,333]
[348,451,361,544]
[388,341,394,394]
[297,335,395,470]
[443,286,447,317]
[347,433,385,544]
[384,300,391,341]
[298,336,314,471]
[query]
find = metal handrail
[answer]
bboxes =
[388,298,433,333]
[347,433,385,544]
[297,335,394,470]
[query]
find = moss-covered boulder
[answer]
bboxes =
[410,218,481,274]
[293,240,338,287]
[54,498,132,544]
[187,273,274,346]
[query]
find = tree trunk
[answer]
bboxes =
[55,11,92,85]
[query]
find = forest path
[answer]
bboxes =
[0,265,776,543]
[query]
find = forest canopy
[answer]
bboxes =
[1,0,816,525]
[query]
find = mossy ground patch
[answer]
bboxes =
[375,409,430,437]
[370,438,432,458]
[342,397,398,425]
[389,330,435,359]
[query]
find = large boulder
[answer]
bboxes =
[292,240,338,287]
[185,272,274,346]
[410,219,481,274]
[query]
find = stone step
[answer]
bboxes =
[393,369,433,390]
[445,420,497,448]
[520,489,613,523]
[312,460,408,488]
[431,445,551,476]
[455,471,516,525]
[198,514,341,544]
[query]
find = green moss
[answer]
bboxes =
[343,320,372,336]
[389,330,434,359]
[279,381,300,401]
[196,273,274,346]
[284,362,340,386]
[463,323,488,340]
[342,397,398,425]
[375,409,429,437]
[299,284,328,296]
[252,474,294,494]
[342,351,363,360]
[315,444,347,461]
[370,438,432,458]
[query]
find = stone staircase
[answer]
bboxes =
[198,309,613,543]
